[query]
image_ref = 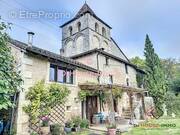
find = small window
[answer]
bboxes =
[102,27,106,37]
[105,57,109,65]
[66,106,71,111]
[49,64,73,84]
[126,78,129,86]
[95,23,99,32]
[125,64,128,74]
[77,22,81,32]
[109,75,113,84]
[69,26,73,36]
[49,65,56,81]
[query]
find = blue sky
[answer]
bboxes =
[0,0,180,59]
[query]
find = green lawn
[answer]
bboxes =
[67,118,180,135]
[123,118,180,135]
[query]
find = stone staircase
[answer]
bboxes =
[122,102,139,119]
[122,107,132,119]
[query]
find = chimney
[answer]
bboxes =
[27,32,35,46]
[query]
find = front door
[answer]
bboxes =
[86,96,98,123]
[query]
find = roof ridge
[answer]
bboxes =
[9,39,99,73]
[75,3,96,18]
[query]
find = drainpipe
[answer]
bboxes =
[96,51,102,112]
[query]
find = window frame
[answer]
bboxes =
[49,64,74,84]
[125,64,128,74]
[126,78,129,86]
[102,27,106,37]
[77,22,81,32]
[95,23,99,32]
[69,26,73,36]
[105,57,109,65]
[109,75,113,84]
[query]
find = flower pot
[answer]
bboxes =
[107,128,116,135]
[40,126,50,135]
[64,127,72,133]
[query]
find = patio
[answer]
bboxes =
[89,119,145,133]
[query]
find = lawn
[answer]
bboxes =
[123,118,180,135]
[67,118,180,135]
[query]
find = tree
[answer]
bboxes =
[0,21,23,110]
[130,56,145,70]
[144,34,167,117]
[130,57,145,88]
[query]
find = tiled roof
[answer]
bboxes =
[75,3,96,18]
[9,39,99,73]
[60,3,112,29]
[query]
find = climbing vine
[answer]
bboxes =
[23,81,70,123]
[78,87,123,102]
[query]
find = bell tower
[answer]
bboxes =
[60,3,112,57]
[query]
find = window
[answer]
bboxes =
[49,65,56,81]
[102,27,106,37]
[105,57,109,65]
[95,23,99,32]
[69,26,73,36]
[109,75,113,84]
[125,64,128,74]
[126,78,129,86]
[57,67,65,83]
[77,22,81,32]
[49,64,73,84]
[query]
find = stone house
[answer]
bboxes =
[8,3,154,135]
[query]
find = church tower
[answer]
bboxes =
[60,3,112,57]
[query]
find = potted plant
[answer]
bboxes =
[40,116,50,135]
[64,120,73,133]
[72,116,81,132]
[107,124,116,135]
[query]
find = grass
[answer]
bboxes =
[123,118,180,135]
[66,118,180,135]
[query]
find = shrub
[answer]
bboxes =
[65,120,74,128]
[72,116,81,127]
[80,119,89,129]
[50,124,61,135]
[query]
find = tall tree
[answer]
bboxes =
[0,21,23,110]
[144,35,167,117]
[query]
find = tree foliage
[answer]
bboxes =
[144,35,167,117]
[0,21,23,110]
[130,56,145,70]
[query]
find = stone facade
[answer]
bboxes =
[8,3,151,135]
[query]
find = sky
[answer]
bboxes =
[0,0,180,59]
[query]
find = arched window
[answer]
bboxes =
[102,27,106,37]
[95,23,99,32]
[69,26,73,36]
[77,22,81,32]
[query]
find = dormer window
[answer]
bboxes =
[95,23,99,32]
[102,27,106,37]
[77,22,81,32]
[69,26,73,36]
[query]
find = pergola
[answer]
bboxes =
[78,83,147,122]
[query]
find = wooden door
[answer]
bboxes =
[86,96,98,123]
